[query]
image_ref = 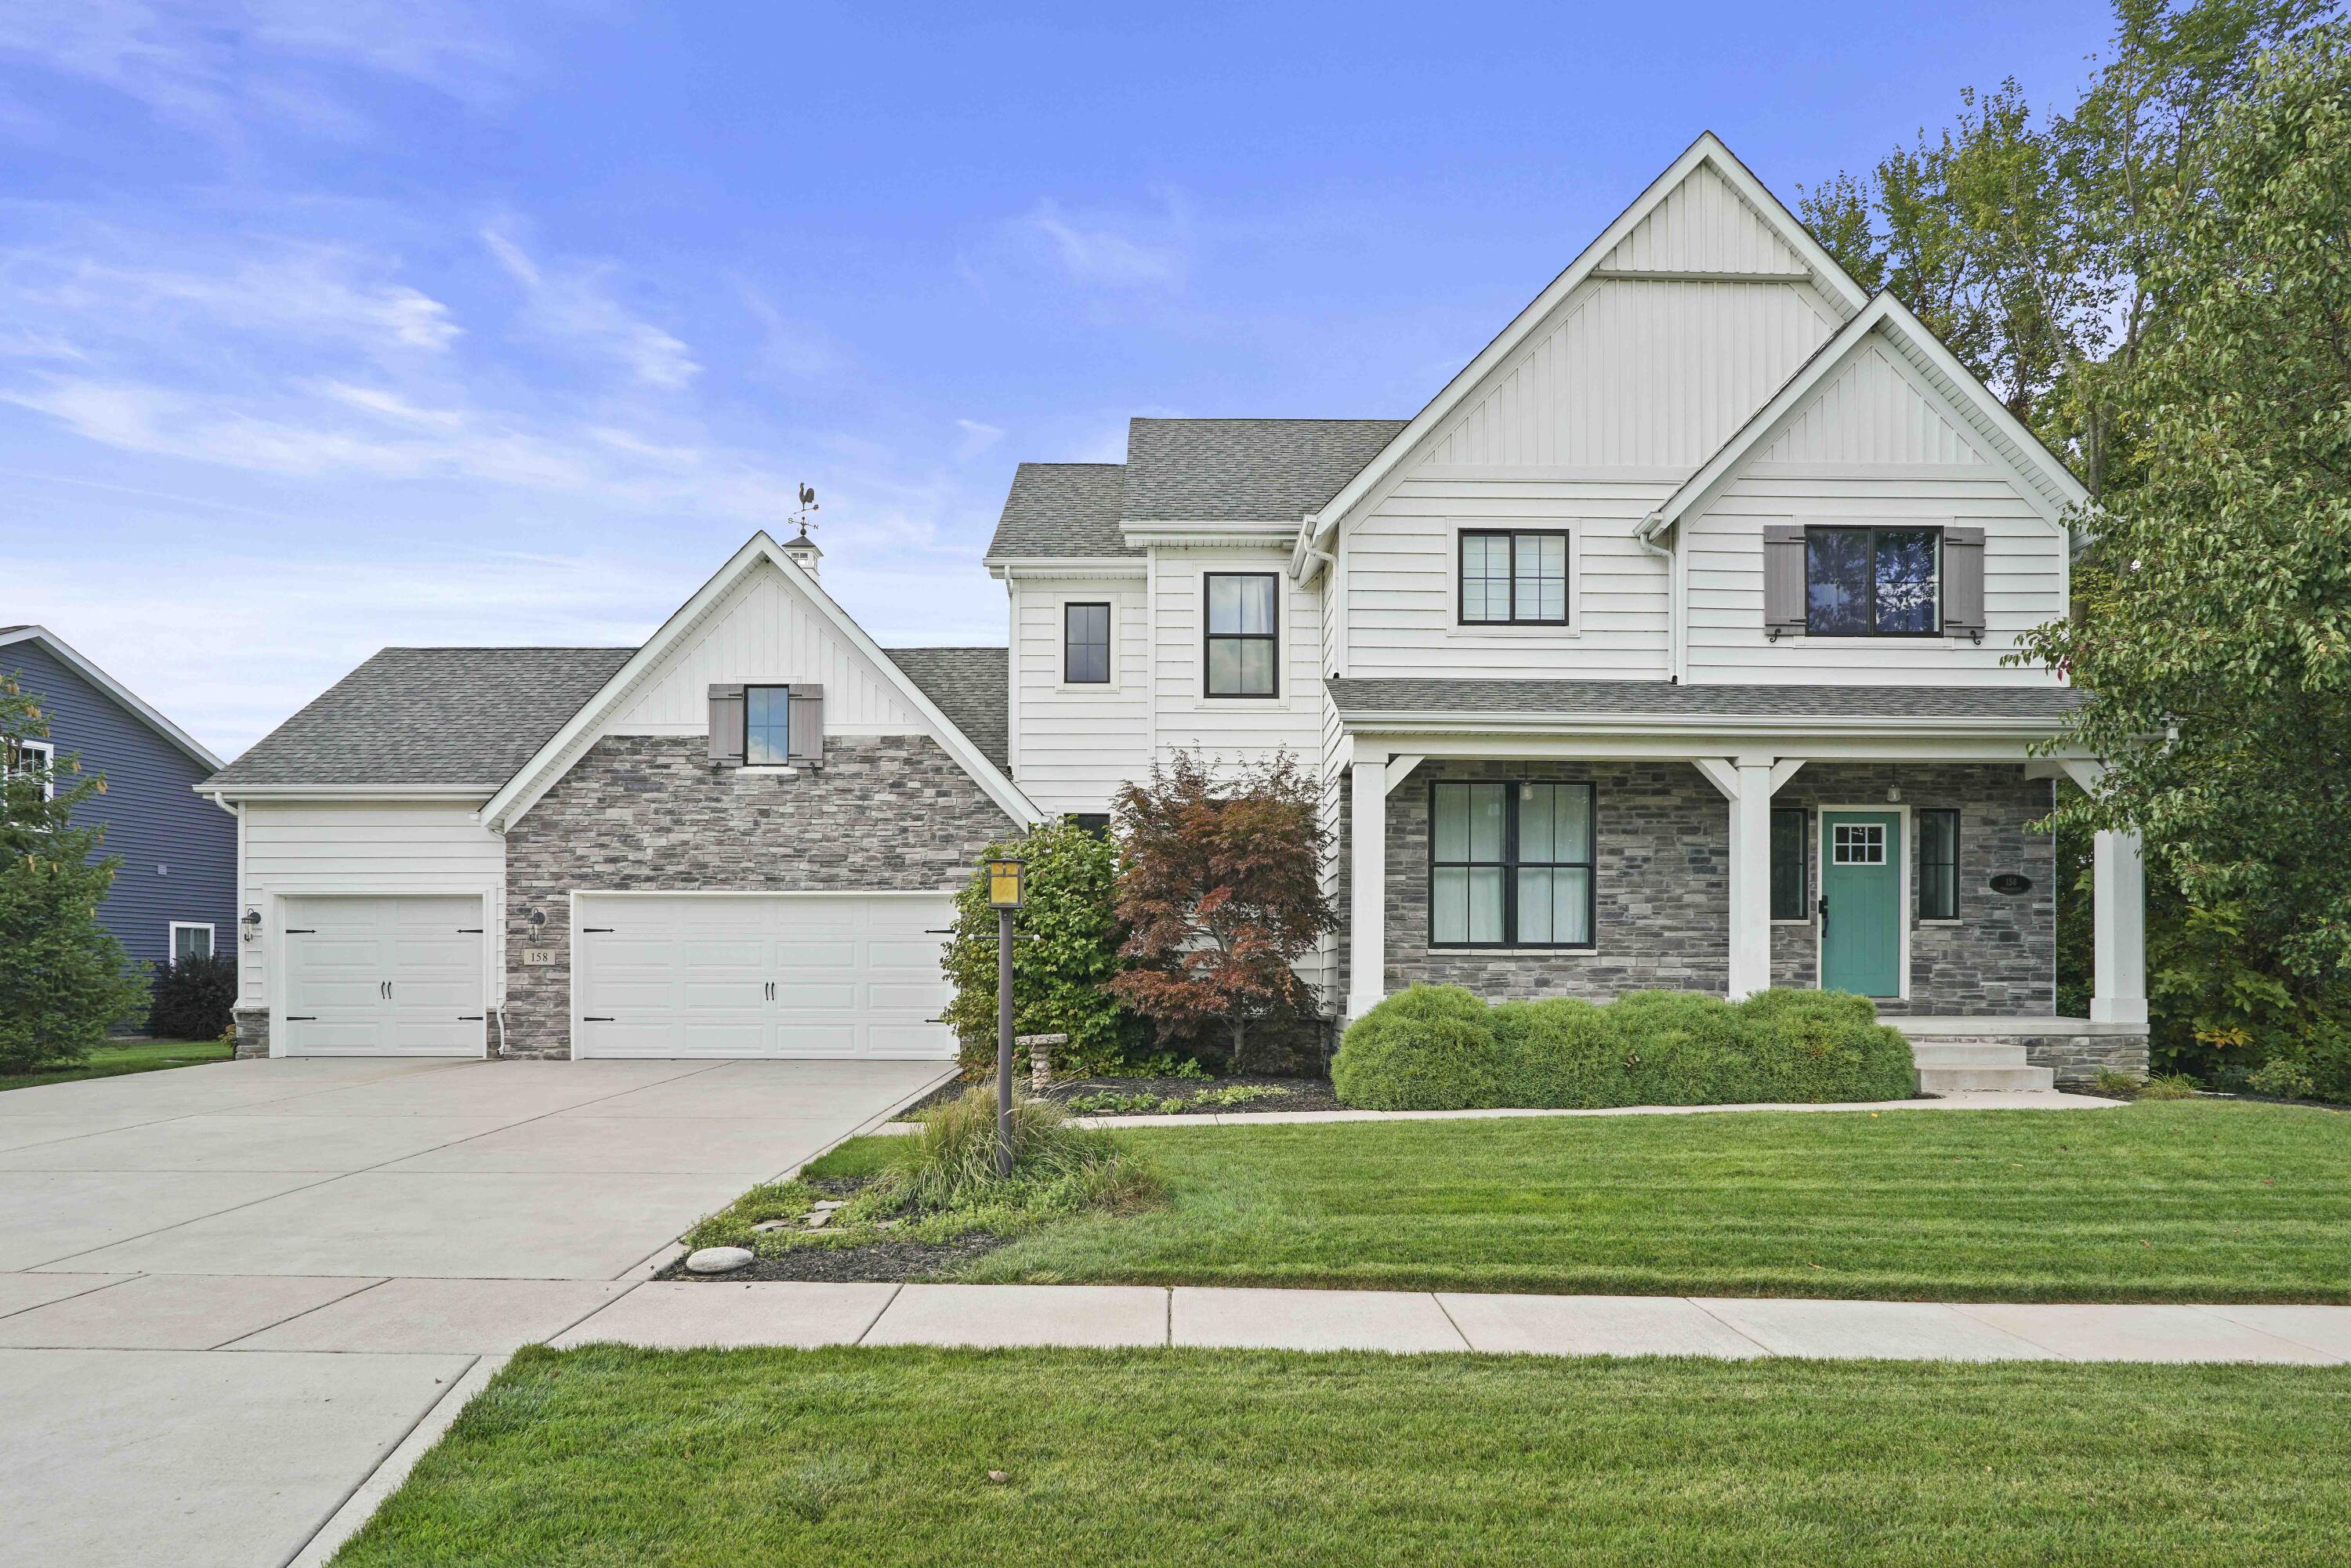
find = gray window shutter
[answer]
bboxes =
[1763,524,1807,636]
[786,684,824,766]
[1943,527,1986,638]
[707,683,745,766]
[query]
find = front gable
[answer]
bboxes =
[1754,343,1994,469]
[481,534,1041,831]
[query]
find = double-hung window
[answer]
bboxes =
[170,922,215,962]
[1458,530,1569,625]
[1063,603,1110,684]
[1204,574,1278,697]
[1429,780,1595,947]
[1918,808,1960,919]
[7,739,54,801]
[1770,809,1809,921]
[744,686,791,765]
[1806,527,1941,636]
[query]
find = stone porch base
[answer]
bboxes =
[1893,1016,2149,1084]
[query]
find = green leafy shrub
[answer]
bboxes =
[1328,986,1505,1110]
[1334,987,1915,1111]
[2135,1073,2204,1101]
[2094,1070,2145,1098]
[2247,1058,2317,1100]
[943,817,1139,1079]
[148,952,236,1041]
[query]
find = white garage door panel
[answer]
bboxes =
[281,896,485,1058]
[574,893,957,1060]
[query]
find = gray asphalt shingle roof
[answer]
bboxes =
[1327,678,2089,722]
[1122,418,1406,523]
[208,646,637,788]
[882,646,1009,773]
[985,462,1133,559]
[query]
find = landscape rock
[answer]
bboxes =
[752,1219,790,1233]
[804,1211,831,1229]
[810,1200,847,1212]
[684,1246,755,1274]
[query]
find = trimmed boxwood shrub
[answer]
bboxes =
[1333,985,1915,1110]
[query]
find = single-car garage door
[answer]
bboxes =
[573,893,957,1059]
[281,896,487,1057]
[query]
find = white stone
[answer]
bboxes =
[751,1219,789,1233]
[810,1200,846,1212]
[683,1246,754,1274]
[804,1211,831,1229]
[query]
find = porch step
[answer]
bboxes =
[1905,1037,2055,1093]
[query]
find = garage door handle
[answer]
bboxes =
[285,928,314,934]
[458,1015,484,1021]
[582,927,615,933]
[286,1016,317,1021]
[458,928,483,933]
[583,1016,614,1023]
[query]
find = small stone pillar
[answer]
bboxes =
[1017,1033,1068,1094]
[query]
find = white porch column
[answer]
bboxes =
[1725,757,1775,1000]
[1347,755,1387,1022]
[2092,828,2149,1026]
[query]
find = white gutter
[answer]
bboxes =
[195,783,498,802]
[1337,711,2079,738]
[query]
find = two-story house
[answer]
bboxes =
[202,134,2145,1083]
[3,625,234,977]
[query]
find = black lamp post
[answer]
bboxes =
[985,857,1026,1177]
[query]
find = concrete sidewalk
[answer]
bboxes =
[1055,1088,2123,1130]
[551,1280,2351,1364]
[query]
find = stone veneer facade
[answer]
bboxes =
[501,733,1017,1059]
[1340,758,2075,1020]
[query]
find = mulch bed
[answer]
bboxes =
[899,1072,1342,1119]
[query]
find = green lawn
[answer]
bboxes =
[937,1098,2351,1302]
[335,1345,2351,1567]
[0,1037,231,1093]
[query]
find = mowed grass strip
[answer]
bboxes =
[955,1099,2351,1302]
[0,1037,231,1093]
[335,1346,2351,1568]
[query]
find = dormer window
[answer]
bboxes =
[744,686,792,765]
[1458,530,1568,625]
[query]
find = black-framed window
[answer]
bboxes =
[1918,808,1960,919]
[1429,780,1595,947]
[1806,527,1941,636]
[1458,529,1569,625]
[744,686,791,765]
[1770,809,1809,921]
[1204,574,1278,697]
[1067,812,1111,838]
[1063,603,1110,683]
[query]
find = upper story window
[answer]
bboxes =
[1807,527,1940,636]
[1459,530,1568,625]
[5,739,54,801]
[1204,574,1278,697]
[744,686,791,765]
[1063,603,1110,684]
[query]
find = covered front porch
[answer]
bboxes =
[1330,679,2148,1081]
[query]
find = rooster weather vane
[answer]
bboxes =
[789,483,819,543]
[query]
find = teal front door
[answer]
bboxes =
[1821,810,1902,997]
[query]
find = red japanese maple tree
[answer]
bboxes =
[1104,751,1335,1071]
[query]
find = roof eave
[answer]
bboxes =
[1335,710,2081,738]
[2,625,225,773]
[197,781,497,802]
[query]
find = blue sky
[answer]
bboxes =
[0,1,2120,759]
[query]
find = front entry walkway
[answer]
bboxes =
[0,1055,950,1568]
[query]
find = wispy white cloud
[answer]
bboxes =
[1014,191,1193,290]
[483,223,700,390]
[953,418,1004,460]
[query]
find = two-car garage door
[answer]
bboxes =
[573,893,956,1060]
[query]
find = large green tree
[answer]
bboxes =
[2023,27,2351,1085]
[1,675,150,1074]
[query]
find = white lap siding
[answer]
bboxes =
[1151,547,1323,775]
[239,800,505,1019]
[1008,573,1150,815]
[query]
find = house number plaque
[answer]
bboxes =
[523,947,557,966]
[1987,874,2033,896]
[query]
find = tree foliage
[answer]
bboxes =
[0,675,150,1074]
[1104,751,1335,1071]
[941,816,1136,1080]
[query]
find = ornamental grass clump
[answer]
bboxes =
[1334,986,1916,1111]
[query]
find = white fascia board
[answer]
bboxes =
[2,626,224,773]
[482,531,1046,831]
[1293,130,1871,575]
[1339,709,2081,739]
[196,783,496,802]
[986,558,1149,581]
[1122,520,1295,549]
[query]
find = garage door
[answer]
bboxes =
[281,896,487,1057]
[574,893,956,1059]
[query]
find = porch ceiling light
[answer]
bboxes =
[987,858,1027,911]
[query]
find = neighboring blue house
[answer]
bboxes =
[2,626,234,976]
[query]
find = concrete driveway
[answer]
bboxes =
[0,1055,947,1568]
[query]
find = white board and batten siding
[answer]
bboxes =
[240,800,503,1056]
[606,559,925,738]
[1150,549,1324,775]
[1596,159,1818,278]
[1682,342,2070,686]
[1008,575,1151,815]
